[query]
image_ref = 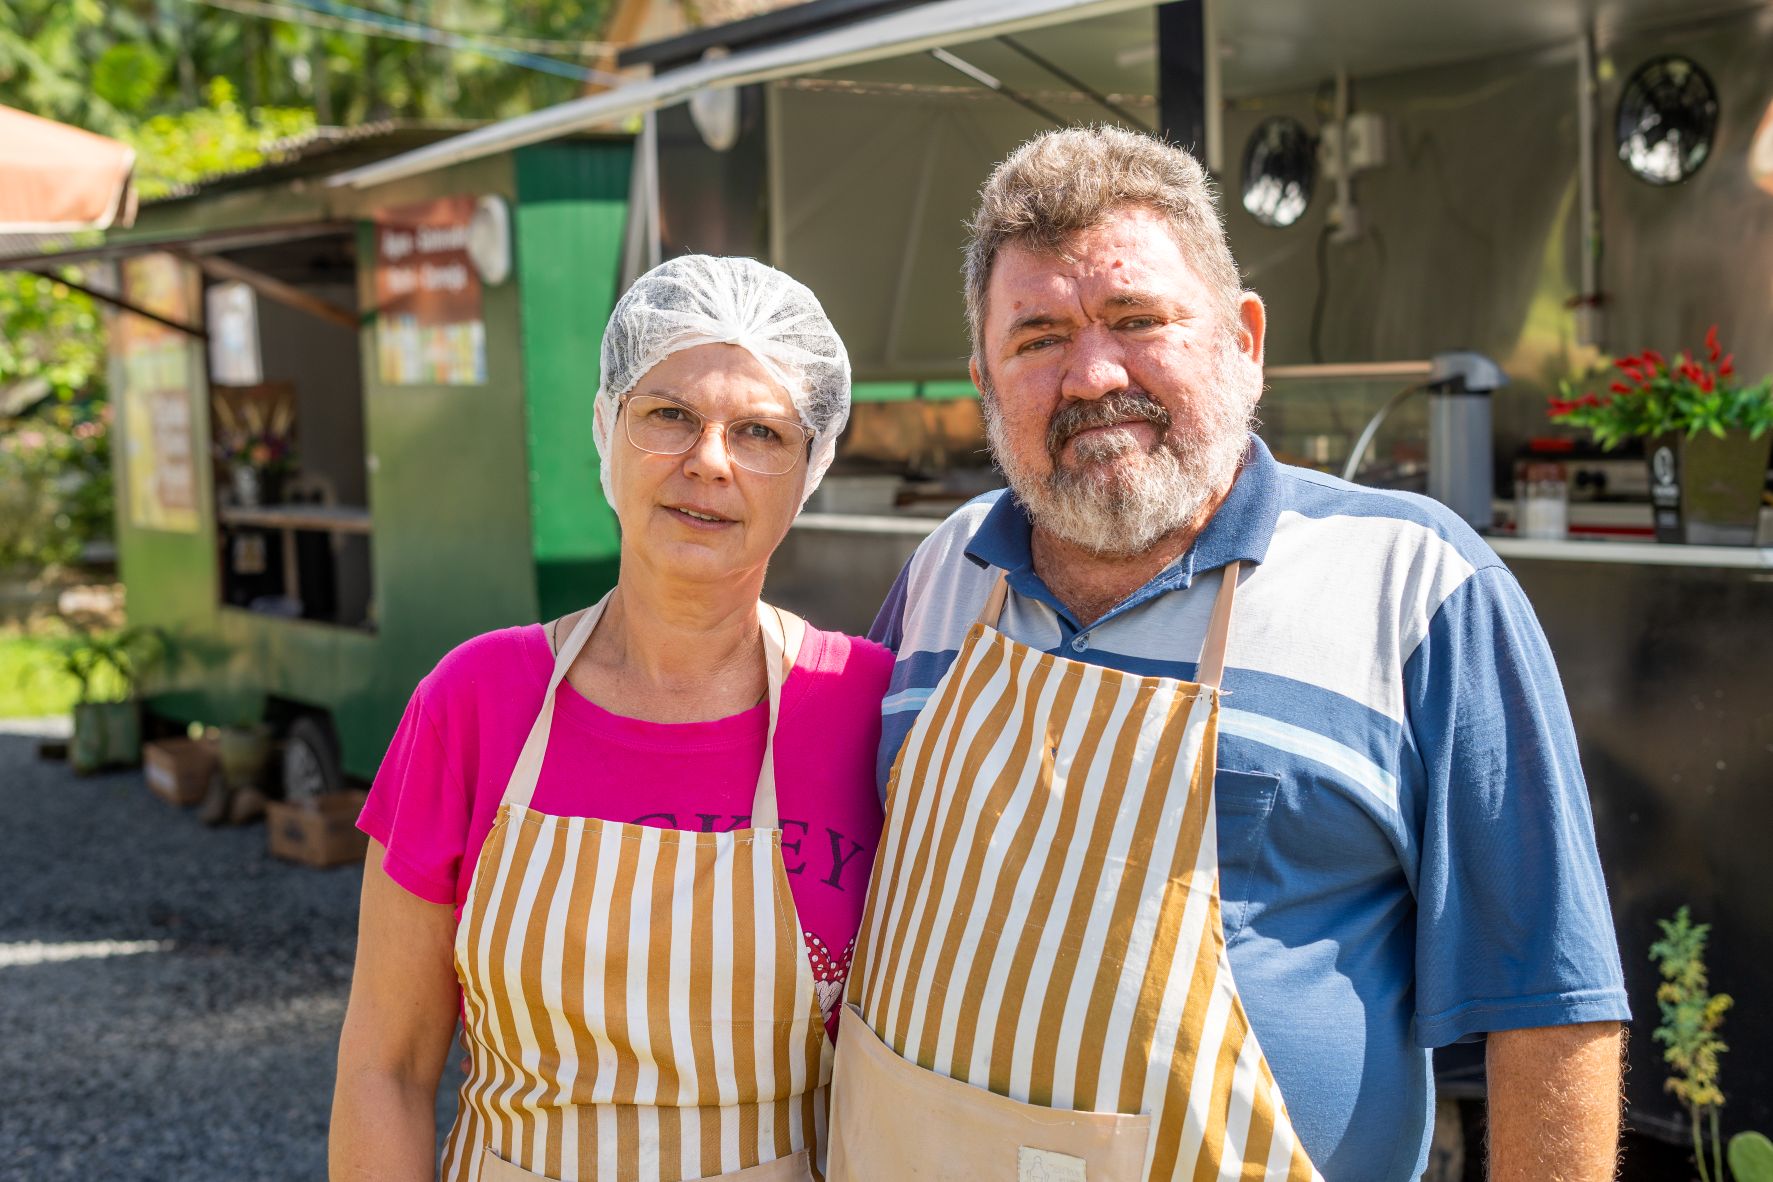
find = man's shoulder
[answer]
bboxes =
[889,491,1007,654]
[1266,461,1504,575]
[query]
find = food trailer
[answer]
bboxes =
[331,0,1773,1153]
[0,126,638,792]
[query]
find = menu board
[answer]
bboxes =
[115,253,201,533]
[373,195,487,386]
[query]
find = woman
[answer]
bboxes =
[331,256,891,1182]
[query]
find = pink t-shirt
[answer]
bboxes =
[358,622,891,1030]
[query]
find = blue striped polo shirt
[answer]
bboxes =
[866,436,1628,1180]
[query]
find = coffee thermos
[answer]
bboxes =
[1426,351,1506,532]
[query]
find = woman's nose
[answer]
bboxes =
[680,421,737,480]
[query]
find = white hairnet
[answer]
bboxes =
[594,255,851,507]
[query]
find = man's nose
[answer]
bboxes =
[1060,324,1130,402]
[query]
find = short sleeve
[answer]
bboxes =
[356,685,472,907]
[867,558,911,652]
[1405,565,1630,1047]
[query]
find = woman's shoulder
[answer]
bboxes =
[417,623,550,710]
[795,624,894,696]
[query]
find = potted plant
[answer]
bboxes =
[1649,907,1773,1182]
[49,625,166,774]
[213,394,296,507]
[1551,327,1772,545]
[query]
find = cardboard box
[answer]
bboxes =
[143,737,218,806]
[266,790,370,868]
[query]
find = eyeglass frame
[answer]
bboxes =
[616,390,815,476]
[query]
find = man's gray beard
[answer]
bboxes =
[982,351,1260,559]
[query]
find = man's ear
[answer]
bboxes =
[969,355,988,398]
[1237,291,1267,366]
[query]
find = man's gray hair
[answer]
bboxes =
[963,125,1243,361]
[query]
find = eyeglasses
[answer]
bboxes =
[619,392,813,477]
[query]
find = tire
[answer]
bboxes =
[282,715,343,802]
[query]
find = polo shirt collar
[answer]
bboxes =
[964,435,1283,621]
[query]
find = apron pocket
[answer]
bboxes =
[826,1004,1150,1181]
[1213,769,1279,943]
[479,1145,814,1182]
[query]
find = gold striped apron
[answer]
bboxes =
[442,595,834,1182]
[829,561,1323,1181]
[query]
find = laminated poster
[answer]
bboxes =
[373,195,488,386]
[116,253,201,533]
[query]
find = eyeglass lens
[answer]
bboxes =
[623,394,805,475]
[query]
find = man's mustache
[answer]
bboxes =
[1046,391,1172,460]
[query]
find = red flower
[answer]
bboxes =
[1615,356,1642,375]
[1705,325,1721,362]
[1579,393,1604,407]
[1643,349,1667,370]
[1609,381,1632,394]
[1548,397,1577,416]
[1679,359,1703,384]
[1699,372,1715,394]
[1720,354,1735,377]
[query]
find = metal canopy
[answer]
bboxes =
[326,0,1157,190]
[331,0,1771,195]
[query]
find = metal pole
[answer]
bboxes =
[1576,28,1604,348]
[928,48,1067,127]
[27,269,208,339]
[994,35,1149,129]
[1267,360,1436,381]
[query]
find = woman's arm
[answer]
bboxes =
[330,839,461,1182]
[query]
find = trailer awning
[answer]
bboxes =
[327,0,1151,190]
[0,105,137,234]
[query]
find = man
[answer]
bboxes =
[828,127,1626,1181]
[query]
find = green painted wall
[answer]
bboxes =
[514,141,633,621]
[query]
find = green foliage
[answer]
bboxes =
[0,402,112,572]
[1732,1132,1773,1182]
[124,78,315,200]
[0,622,114,718]
[0,271,107,405]
[1552,327,1773,450]
[41,625,164,705]
[92,42,169,115]
[0,0,618,131]
[1651,907,1735,1182]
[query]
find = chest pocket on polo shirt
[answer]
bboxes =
[1213,769,1280,943]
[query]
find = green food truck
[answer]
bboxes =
[2,127,638,793]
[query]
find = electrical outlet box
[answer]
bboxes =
[1345,111,1387,171]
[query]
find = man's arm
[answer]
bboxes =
[1486,1021,1624,1182]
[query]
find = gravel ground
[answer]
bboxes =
[0,725,461,1181]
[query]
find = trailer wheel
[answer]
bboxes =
[282,715,343,802]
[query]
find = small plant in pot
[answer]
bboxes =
[49,626,166,774]
[1551,327,1772,545]
[1649,906,1773,1182]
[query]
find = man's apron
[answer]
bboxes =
[441,595,834,1182]
[828,562,1323,1181]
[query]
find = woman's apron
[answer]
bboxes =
[441,595,834,1182]
[828,562,1323,1181]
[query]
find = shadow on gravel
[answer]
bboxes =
[0,732,462,1181]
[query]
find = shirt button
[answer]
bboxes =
[1071,634,1090,652]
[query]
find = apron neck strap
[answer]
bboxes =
[501,593,806,826]
[976,571,1010,628]
[752,602,805,831]
[1194,560,1241,691]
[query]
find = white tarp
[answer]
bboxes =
[327,0,1155,190]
